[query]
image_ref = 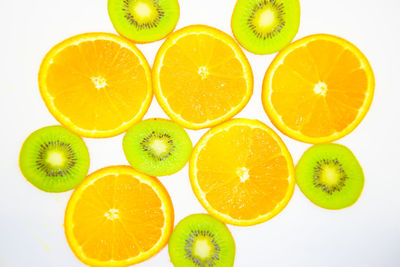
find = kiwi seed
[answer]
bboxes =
[296,143,364,210]
[19,126,90,193]
[123,119,192,176]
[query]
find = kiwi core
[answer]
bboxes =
[124,0,164,28]
[150,139,169,155]
[314,82,328,96]
[193,239,212,259]
[249,1,285,39]
[321,167,339,186]
[37,141,77,177]
[185,230,220,265]
[257,9,275,28]
[133,2,152,18]
[314,159,348,194]
[140,131,175,161]
[47,151,65,167]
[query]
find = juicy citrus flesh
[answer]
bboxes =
[263,34,375,144]
[153,25,253,130]
[64,166,174,266]
[189,119,295,226]
[39,33,152,138]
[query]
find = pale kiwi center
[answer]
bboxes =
[193,239,212,260]
[91,76,107,90]
[185,230,220,266]
[320,167,339,186]
[150,139,169,156]
[314,82,328,96]
[313,159,348,194]
[104,208,119,220]
[46,151,65,167]
[258,9,275,28]
[249,0,285,39]
[198,66,209,80]
[37,141,77,177]
[134,2,152,18]
[140,131,175,161]
[237,167,250,182]
[124,0,163,27]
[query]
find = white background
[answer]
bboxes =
[1,0,400,266]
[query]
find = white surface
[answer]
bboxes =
[1,0,400,266]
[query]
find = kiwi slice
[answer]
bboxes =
[231,0,300,54]
[296,143,364,210]
[19,126,90,193]
[169,214,235,267]
[108,0,180,43]
[123,119,192,176]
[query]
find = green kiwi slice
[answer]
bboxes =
[108,0,180,43]
[123,119,192,176]
[231,0,300,54]
[169,214,235,267]
[19,126,90,193]
[296,143,364,210]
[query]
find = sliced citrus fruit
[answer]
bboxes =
[189,119,295,226]
[262,34,375,144]
[64,166,174,266]
[153,25,253,130]
[39,33,152,138]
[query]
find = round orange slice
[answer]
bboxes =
[153,25,253,130]
[39,33,152,138]
[262,34,375,144]
[189,119,295,226]
[64,166,174,266]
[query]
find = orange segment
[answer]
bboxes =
[262,34,375,144]
[39,33,152,138]
[153,25,253,130]
[189,119,295,226]
[64,166,174,266]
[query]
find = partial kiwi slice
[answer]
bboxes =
[231,0,300,54]
[169,214,235,267]
[108,0,180,43]
[19,126,90,193]
[123,119,192,176]
[296,143,364,210]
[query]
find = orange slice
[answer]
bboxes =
[189,119,295,226]
[262,34,375,144]
[39,33,152,138]
[64,166,174,266]
[153,25,253,130]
